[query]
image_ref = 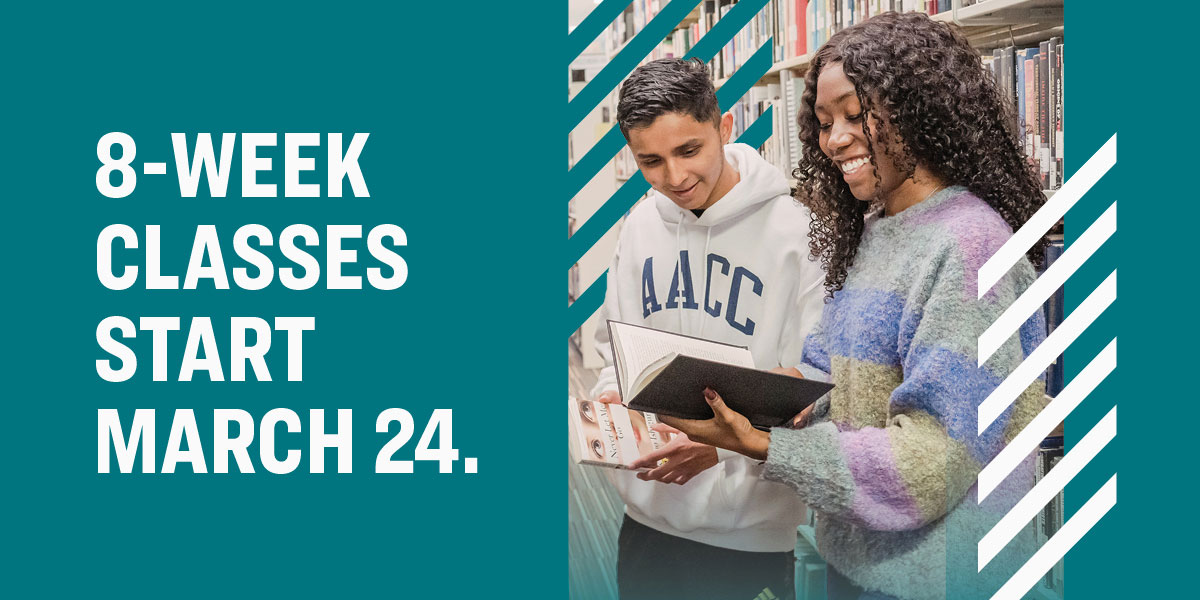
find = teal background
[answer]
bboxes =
[1066,2,1194,598]
[1,2,559,597]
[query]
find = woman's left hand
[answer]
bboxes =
[657,388,771,461]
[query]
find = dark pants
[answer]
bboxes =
[617,515,795,600]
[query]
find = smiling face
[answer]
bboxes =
[626,111,737,211]
[814,62,907,202]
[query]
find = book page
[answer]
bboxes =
[610,321,754,398]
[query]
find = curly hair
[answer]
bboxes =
[794,11,1047,296]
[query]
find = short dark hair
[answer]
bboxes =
[617,58,720,138]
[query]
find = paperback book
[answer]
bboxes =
[568,395,675,470]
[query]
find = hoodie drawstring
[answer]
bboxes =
[675,218,713,339]
[699,227,710,340]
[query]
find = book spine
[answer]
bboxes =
[1004,46,1015,111]
[795,0,807,56]
[1037,41,1050,188]
[1023,52,1037,163]
[1047,38,1059,189]
[1015,49,1026,149]
[1031,52,1042,177]
[1056,42,1065,188]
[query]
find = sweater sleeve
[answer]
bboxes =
[763,244,1038,531]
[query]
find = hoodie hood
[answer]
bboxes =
[653,142,792,227]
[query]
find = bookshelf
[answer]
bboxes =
[570,2,1069,597]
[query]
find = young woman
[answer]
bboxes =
[659,12,1049,600]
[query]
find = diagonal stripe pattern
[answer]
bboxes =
[978,270,1115,435]
[978,339,1115,501]
[978,203,1115,365]
[976,136,1119,599]
[568,271,607,340]
[979,135,1116,298]
[991,476,1117,600]
[978,407,1116,570]
[567,0,771,206]
[567,0,703,133]
[567,0,634,67]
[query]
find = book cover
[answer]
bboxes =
[568,396,674,469]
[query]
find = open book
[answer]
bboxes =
[567,395,674,470]
[607,320,834,429]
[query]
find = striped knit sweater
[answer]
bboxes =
[763,187,1047,600]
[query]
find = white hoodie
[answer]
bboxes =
[590,143,826,552]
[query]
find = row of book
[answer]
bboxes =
[807,1,959,51]
[984,38,1066,190]
[724,74,806,179]
[1034,235,1065,597]
[716,1,961,80]
[647,1,802,79]
[606,1,954,83]
[602,2,1066,193]
[603,1,996,87]
[604,1,667,53]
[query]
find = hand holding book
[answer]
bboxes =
[628,425,718,485]
[591,389,719,484]
[658,388,772,462]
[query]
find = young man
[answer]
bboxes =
[590,58,826,600]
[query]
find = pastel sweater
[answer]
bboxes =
[763,187,1046,600]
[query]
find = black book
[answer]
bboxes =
[607,320,834,429]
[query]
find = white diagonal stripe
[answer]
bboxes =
[978,134,1116,299]
[978,203,1116,365]
[990,475,1117,600]
[978,339,1116,502]
[978,407,1116,570]
[978,271,1116,435]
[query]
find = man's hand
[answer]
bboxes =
[628,424,718,485]
[658,388,770,461]
[768,366,804,379]
[595,390,622,404]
